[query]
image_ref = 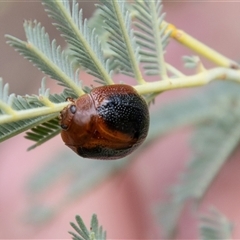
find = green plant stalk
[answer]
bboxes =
[0,113,58,143]
[166,22,239,68]
[54,0,114,85]
[134,67,240,94]
[165,63,186,77]
[1,68,240,125]
[0,101,16,115]
[90,232,96,240]
[0,102,68,125]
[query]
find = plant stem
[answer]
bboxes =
[0,102,68,125]
[165,22,239,69]
[135,67,240,95]
[1,67,240,124]
[166,63,186,77]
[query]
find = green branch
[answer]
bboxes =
[0,102,67,125]
[135,68,240,94]
[166,22,239,69]
[1,68,240,125]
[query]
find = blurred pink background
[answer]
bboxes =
[1,1,240,239]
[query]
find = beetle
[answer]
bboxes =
[59,84,149,160]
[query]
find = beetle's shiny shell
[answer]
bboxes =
[59,84,149,160]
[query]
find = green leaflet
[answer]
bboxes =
[199,208,233,240]
[69,214,106,240]
[25,117,61,150]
